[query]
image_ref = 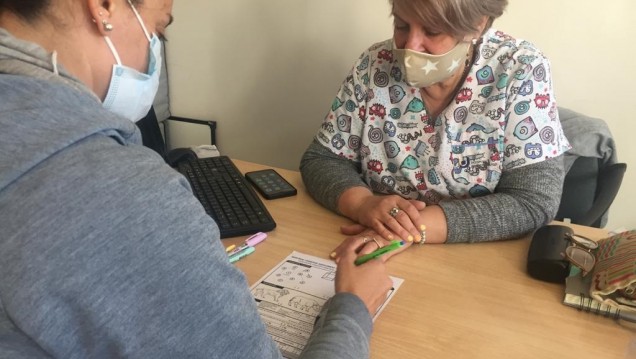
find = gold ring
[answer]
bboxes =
[371,237,382,249]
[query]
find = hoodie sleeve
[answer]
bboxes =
[0,133,371,358]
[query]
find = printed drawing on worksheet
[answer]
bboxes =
[250,251,403,359]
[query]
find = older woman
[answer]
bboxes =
[0,0,392,357]
[301,0,570,250]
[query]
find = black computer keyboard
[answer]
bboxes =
[176,156,276,238]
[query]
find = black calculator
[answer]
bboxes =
[245,169,297,200]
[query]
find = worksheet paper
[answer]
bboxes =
[249,251,403,359]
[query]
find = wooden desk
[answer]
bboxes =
[229,159,633,359]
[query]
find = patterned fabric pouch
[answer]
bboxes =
[590,230,636,310]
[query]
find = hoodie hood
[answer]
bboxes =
[0,28,94,96]
[0,28,140,192]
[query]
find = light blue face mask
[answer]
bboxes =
[102,0,162,122]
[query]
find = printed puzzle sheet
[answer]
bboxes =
[250,251,403,359]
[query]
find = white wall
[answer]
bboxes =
[165,0,393,164]
[165,0,635,230]
[495,1,636,231]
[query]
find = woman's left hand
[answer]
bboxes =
[330,231,411,263]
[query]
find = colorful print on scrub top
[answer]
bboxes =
[316,28,570,204]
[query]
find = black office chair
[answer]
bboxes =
[136,107,167,158]
[136,107,217,166]
[555,157,627,228]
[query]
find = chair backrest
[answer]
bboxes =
[137,107,218,167]
[136,106,167,158]
[555,157,627,228]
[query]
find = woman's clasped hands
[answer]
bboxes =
[339,190,427,244]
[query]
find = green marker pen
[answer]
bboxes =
[229,246,255,264]
[355,240,405,266]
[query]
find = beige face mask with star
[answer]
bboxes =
[393,40,471,88]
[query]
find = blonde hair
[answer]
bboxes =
[389,0,508,38]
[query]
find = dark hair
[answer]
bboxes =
[0,0,144,22]
[0,0,50,21]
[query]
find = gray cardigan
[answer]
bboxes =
[559,107,617,171]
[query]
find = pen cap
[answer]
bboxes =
[246,232,267,246]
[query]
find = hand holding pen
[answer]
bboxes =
[335,236,394,315]
[354,240,405,266]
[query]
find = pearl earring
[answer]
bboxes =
[102,19,114,32]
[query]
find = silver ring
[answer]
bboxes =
[362,236,370,243]
[389,207,400,218]
[371,237,382,249]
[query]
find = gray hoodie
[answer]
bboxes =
[0,28,371,358]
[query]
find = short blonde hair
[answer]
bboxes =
[389,0,508,38]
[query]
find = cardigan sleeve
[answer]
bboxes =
[300,139,564,243]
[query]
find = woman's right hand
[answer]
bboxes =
[335,236,393,315]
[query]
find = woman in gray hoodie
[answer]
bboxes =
[0,1,392,358]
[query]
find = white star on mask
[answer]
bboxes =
[421,60,438,74]
[404,55,413,68]
[447,58,461,73]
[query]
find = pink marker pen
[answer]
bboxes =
[227,232,268,256]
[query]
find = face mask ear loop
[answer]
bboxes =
[51,51,59,75]
[127,0,152,42]
[104,36,123,65]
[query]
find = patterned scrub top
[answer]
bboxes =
[316,28,571,204]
